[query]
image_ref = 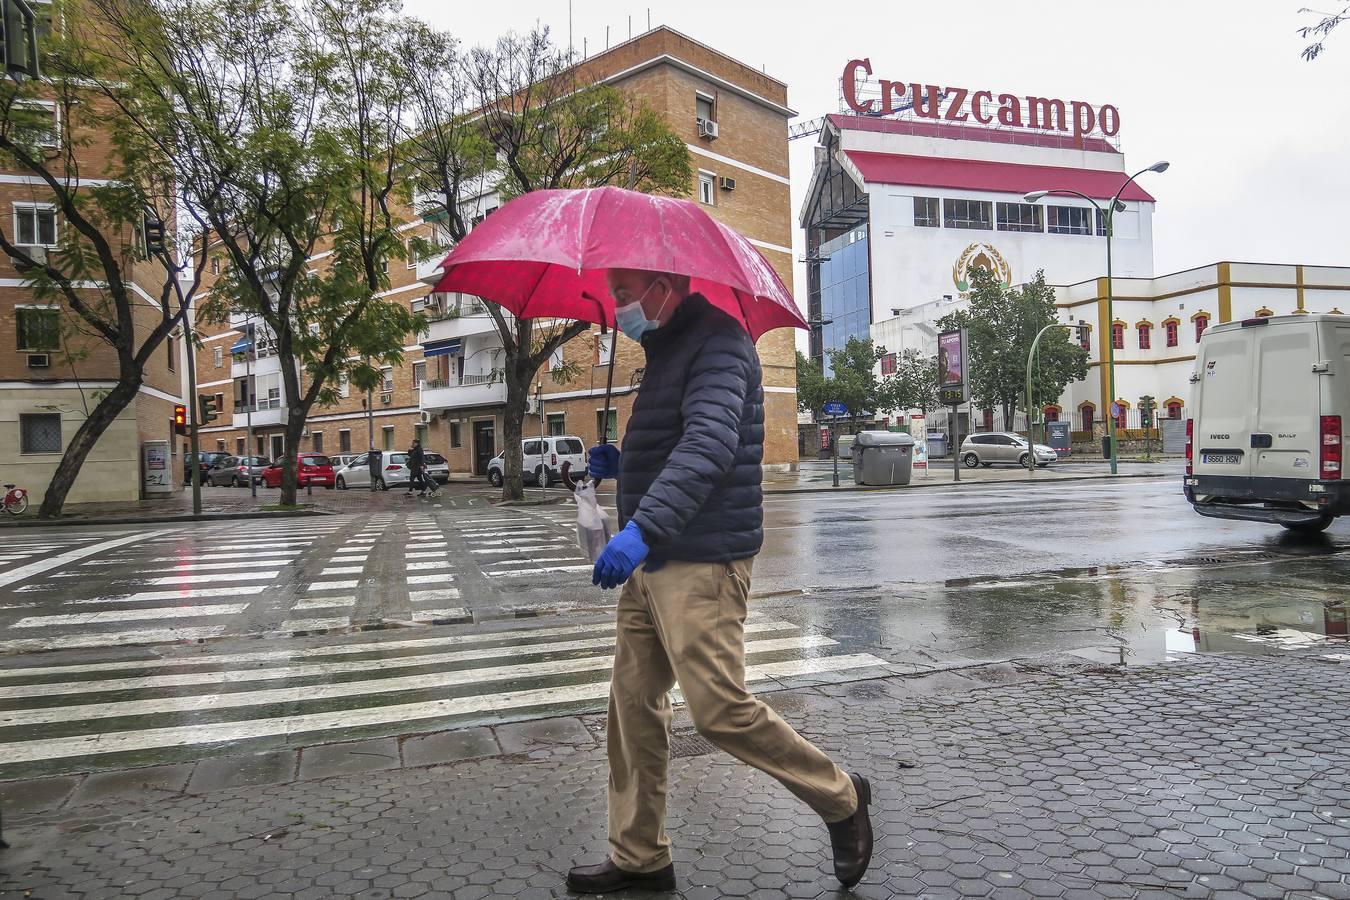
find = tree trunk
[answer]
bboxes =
[279,406,307,506]
[38,377,142,518]
[500,371,529,502]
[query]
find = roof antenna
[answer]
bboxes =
[628,15,632,39]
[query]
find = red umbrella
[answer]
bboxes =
[429,186,806,340]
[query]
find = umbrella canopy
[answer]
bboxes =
[430,186,806,340]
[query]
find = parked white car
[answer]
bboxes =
[487,435,587,487]
[335,451,412,491]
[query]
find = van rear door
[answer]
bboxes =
[1250,323,1320,479]
[1194,327,1255,478]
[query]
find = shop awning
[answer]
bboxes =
[422,338,462,358]
[229,335,253,354]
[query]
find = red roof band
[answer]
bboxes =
[827,113,1122,155]
[843,149,1157,203]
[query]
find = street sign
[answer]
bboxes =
[1110,402,1122,419]
[823,400,848,417]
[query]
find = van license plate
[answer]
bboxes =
[1202,453,1242,465]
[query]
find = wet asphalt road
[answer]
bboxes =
[0,472,1346,779]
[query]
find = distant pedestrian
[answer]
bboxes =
[406,439,435,496]
[567,268,874,894]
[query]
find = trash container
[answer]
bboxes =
[851,430,916,486]
[927,431,948,458]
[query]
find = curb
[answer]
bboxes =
[0,508,332,529]
[764,471,1169,496]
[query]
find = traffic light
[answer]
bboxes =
[3,0,41,80]
[198,393,218,424]
[143,213,165,256]
[1075,323,1090,347]
[172,404,187,436]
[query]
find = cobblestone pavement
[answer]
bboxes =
[2,649,1346,899]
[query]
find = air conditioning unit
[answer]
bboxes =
[719,176,736,192]
[380,391,392,405]
[419,410,432,424]
[26,353,50,368]
[696,118,719,139]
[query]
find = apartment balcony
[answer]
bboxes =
[416,256,445,286]
[233,399,287,428]
[421,305,499,344]
[420,373,506,413]
[231,350,282,378]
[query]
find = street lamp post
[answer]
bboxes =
[1024,161,1169,476]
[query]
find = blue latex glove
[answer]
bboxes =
[588,443,621,482]
[592,521,649,590]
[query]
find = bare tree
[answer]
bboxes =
[1300,3,1349,60]
[0,0,206,518]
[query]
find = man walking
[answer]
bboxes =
[567,268,874,894]
[406,439,428,497]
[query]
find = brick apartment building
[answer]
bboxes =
[1,104,188,504]
[192,27,801,479]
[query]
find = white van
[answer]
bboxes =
[1184,313,1349,532]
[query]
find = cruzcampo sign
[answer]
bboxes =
[841,58,1120,141]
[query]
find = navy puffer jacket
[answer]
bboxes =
[620,294,764,563]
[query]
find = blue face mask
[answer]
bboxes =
[614,280,672,342]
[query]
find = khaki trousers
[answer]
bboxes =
[606,556,857,873]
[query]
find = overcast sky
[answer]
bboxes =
[405,0,1350,287]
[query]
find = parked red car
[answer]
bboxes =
[260,453,336,489]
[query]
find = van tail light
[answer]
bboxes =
[1185,418,1194,475]
[387,464,403,471]
[551,453,557,466]
[1321,415,1342,479]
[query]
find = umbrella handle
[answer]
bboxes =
[583,291,617,447]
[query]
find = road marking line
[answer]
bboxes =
[0,626,229,654]
[0,634,835,699]
[291,595,357,610]
[11,603,250,627]
[307,580,359,591]
[280,617,352,632]
[82,558,293,572]
[0,530,168,589]
[406,562,454,571]
[486,565,593,576]
[0,654,884,763]
[407,588,462,602]
[0,619,798,677]
[407,574,455,585]
[93,551,302,565]
[320,566,365,576]
[405,551,448,560]
[148,571,279,586]
[483,557,584,566]
[65,586,268,604]
[410,607,471,621]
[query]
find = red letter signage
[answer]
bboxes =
[842,58,875,114]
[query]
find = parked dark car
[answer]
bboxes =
[184,450,228,484]
[207,455,270,487]
[260,453,336,489]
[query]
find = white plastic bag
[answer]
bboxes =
[574,480,611,562]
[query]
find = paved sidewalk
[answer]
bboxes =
[2,650,1346,898]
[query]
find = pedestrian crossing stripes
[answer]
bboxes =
[0,617,890,778]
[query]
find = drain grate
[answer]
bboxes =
[669,730,718,758]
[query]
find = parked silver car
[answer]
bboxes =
[206,455,269,487]
[960,432,1057,469]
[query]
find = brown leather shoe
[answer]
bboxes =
[827,773,874,887]
[566,858,677,894]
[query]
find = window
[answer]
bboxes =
[981,409,994,431]
[339,428,352,452]
[1165,320,1179,348]
[1138,324,1151,350]
[216,439,226,452]
[696,94,714,122]
[943,198,992,230]
[913,197,940,228]
[213,392,224,416]
[13,101,58,147]
[381,366,394,393]
[382,425,395,450]
[1194,315,1209,342]
[412,361,426,391]
[596,332,614,366]
[20,413,61,454]
[698,172,715,205]
[547,413,566,436]
[1167,401,1183,419]
[1044,406,1060,422]
[597,409,617,442]
[1080,405,1094,433]
[414,424,427,445]
[167,338,176,372]
[16,307,59,350]
[523,439,543,457]
[1111,323,1124,351]
[450,421,461,448]
[1046,205,1092,236]
[311,431,323,452]
[213,345,223,367]
[210,256,220,275]
[880,352,896,376]
[996,202,1043,233]
[339,373,350,398]
[14,205,57,247]
[407,236,418,268]
[235,437,245,455]
[1095,209,1111,237]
